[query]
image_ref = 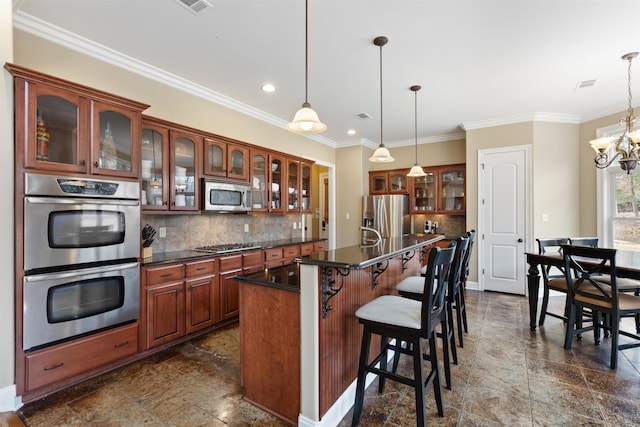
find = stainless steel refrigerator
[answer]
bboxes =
[362,194,410,241]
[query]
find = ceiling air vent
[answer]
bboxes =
[576,79,596,90]
[355,112,373,120]
[175,0,212,14]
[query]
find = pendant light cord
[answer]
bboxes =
[379,41,384,147]
[414,89,418,162]
[304,0,309,105]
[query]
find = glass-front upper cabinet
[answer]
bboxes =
[170,130,200,211]
[25,84,88,173]
[92,101,140,178]
[287,160,300,212]
[301,161,313,213]
[388,171,408,194]
[269,154,285,213]
[7,64,149,178]
[141,123,169,211]
[369,172,388,194]
[203,138,249,182]
[439,166,465,213]
[250,149,268,212]
[410,170,436,213]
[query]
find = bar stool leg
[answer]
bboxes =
[352,325,372,427]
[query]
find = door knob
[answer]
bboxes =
[517,238,523,242]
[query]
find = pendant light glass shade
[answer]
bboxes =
[287,0,326,134]
[407,85,426,177]
[286,102,327,133]
[369,36,394,163]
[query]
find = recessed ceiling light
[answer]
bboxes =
[261,84,275,93]
[347,129,356,135]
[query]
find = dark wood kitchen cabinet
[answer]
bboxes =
[203,137,249,182]
[25,323,138,391]
[409,164,465,214]
[369,169,409,195]
[144,259,218,349]
[6,63,148,179]
[219,254,243,321]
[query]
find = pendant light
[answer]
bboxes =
[369,36,394,163]
[407,85,426,177]
[286,0,326,134]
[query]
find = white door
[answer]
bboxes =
[479,145,530,295]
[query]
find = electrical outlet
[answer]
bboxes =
[293,222,297,230]
[346,213,350,220]
[159,227,166,238]
[244,224,249,233]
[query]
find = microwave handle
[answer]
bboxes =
[25,197,140,207]
[24,262,140,282]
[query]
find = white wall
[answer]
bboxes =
[0,0,17,411]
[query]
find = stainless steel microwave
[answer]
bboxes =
[202,179,251,212]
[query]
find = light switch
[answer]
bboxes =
[542,213,549,222]
[244,224,249,233]
[159,226,166,238]
[346,213,350,220]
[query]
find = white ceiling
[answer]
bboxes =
[12,0,640,149]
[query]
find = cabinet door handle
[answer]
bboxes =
[114,341,129,349]
[160,273,174,278]
[44,362,64,371]
[94,161,99,167]
[196,266,207,271]
[80,160,86,166]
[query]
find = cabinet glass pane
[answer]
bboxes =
[302,165,311,210]
[271,159,283,210]
[413,172,435,211]
[252,154,267,209]
[207,144,224,174]
[230,148,245,176]
[141,129,164,207]
[174,137,196,206]
[372,175,387,192]
[389,173,407,192]
[440,169,465,211]
[288,162,299,210]
[36,95,78,165]
[98,111,132,171]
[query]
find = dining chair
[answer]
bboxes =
[569,237,640,333]
[457,229,475,341]
[536,238,570,326]
[562,244,640,369]
[396,237,467,390]
[351,245,455,426]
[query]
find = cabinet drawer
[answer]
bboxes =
[243,250,263,268]
[146,264,185,286]
[313,240,328,252]
[264,248,283,261]
[219,254,243,272]
[26,323,138,391]
[300,243,314,256]
[186,259,216,278]
[283,245,300,258]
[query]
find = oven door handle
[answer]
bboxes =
[25,197,140,206]
[24,262,140,282]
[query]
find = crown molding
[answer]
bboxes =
[460,112,581,131]
[12,11,339,148]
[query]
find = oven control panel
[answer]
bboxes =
[57,178,119,196]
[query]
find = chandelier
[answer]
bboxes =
[590,52,640,174]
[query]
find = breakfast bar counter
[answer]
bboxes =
[236,234,444,426]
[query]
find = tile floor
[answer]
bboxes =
[16,291,640,426]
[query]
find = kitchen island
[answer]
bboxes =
[236,234,444,426]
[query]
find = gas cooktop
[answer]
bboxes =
[194,243,262,255]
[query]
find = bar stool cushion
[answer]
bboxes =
[355,295,421,329]
[396,276,426,296]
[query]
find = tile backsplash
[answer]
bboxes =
[142,213,304,253]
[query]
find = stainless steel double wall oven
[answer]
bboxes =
[23,173,141,351]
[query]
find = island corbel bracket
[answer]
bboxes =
[371,259,389,290]
[401,249,416,273]
[321,266,351,318]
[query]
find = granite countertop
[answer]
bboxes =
[296,234,445,270]
[235,263,301,293]
[141,237,327,266]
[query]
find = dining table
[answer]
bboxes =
[526,249,640,330]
